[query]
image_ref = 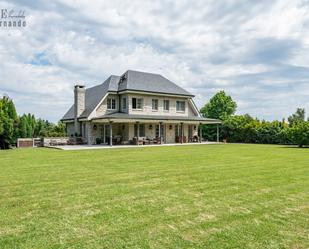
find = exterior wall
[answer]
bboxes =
[94,93,199,119]
[165,124,174,143]
[85,122,100,145]
[145,124,156,139]
[188,104,196,117]
[96,94,119,116]
[126,93,193,117]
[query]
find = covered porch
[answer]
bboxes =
[87,114,221,146]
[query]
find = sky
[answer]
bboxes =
[0,0,309,123]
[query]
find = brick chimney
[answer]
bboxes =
[74,85,85,135]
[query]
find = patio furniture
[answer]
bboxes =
[133,137,144,145]
[153,137,161,144]
[176,136,187,143]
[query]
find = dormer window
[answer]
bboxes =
[107,98,116,110]
[119,74,126,84]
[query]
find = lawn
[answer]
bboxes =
[0,144,308,249]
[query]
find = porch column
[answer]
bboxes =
[103,124,106,144]
[199,123,202,143]
[160,122,163,144]
[109,122,113,146]
[180,122,183,144]
[159,122,161,143]
[216,124,219,142]
[136,122,140,146]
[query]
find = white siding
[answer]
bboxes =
[127,94,195,117]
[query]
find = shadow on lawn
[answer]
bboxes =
[279,145,309,149]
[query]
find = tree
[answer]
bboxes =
[289,121,309,147]
[200,91,237,141]
[288,108,305,126]
[200,91,237,120]
[0,96,18,149]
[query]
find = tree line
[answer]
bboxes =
[0,96,65,149]
[200,91,309,147]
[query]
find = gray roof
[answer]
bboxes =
[93,112,221,124]
[118,70,193,96]
[61,70,194,121]
[62,75,120,120]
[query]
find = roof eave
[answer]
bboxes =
[117,89,194,97]
[91,115,221,124]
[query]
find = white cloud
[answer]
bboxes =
[0,0,309,121]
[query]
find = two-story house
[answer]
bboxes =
[61,70,221,145]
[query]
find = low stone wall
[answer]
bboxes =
[43,137,70,146]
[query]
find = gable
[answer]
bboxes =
[61,75,120,121]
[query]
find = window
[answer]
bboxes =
[163,100,169,111]
[175,124,179,137]
[107,98,116,110]
[132,98,143,109]
[122,97,127,110]
[134,124,145,137]
[155,124,164,139]
[176,101,185,112]
[152,99,158,110]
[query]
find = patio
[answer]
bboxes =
[47,141,220,150]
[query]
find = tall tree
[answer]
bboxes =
[0,96,18,149]
[288,108,305,126]
[200,91,237,120]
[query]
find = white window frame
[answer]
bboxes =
[132,97,143,110]
[163,100,169,111]
[176,101,185,112]
[107,98,116,110]
[152,99,158,111]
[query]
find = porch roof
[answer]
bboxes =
[92,113,221,124]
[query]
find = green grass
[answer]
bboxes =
[0,144,308,249]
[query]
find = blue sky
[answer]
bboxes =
[0,0,309,122]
